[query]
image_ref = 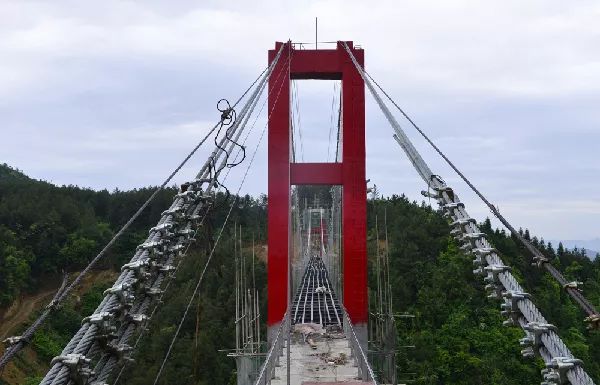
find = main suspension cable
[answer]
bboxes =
[361,60,599,320]
[0,121,223,371]
[151,50,292,385]
[342,41,598,385]
[32,44,287,385]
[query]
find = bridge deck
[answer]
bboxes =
[292,256,342,327]
[271,331,362,385]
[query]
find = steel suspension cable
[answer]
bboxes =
[151,51,291,385]
[97,50,286,385]
[0,118,222,372]
[34,45,286,385]
[359,53,599,321]
[112,107,266,383]
[342,41,597,385]
[0,56,277,373]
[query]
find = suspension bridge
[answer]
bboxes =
[1,40,599,385]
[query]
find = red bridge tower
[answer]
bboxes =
[267,41,367,342]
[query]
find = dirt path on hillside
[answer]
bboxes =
[0,288,57,340]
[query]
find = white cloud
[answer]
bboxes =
[1,0,599,239]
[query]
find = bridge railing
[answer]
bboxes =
[254,311,290,385]
[342,306,379,385]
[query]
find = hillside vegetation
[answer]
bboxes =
[0,164,598,385]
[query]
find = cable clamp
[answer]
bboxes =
[2,336,24,346]
[50,353,94,385]
[532,254,549,267]
[105,342,134,365]
[472,247,496,256]
[459,243,474,252]
[82,312,118,344]
[442,202,465,213]
[461,232,487,242]
[584,314,600,330]
[137,240,165,257]
[542,357,583,384]
[176,189,199,203]
[520,322,557,358]
[420,190,439,199]
[104,283,135,310]
[145,287,164,298]
[169,243,186,255]
[501,290,530,326]
[126,313,149,325]
[121,260,151,282]
[162,207,185,219]
[483,264,509,299]
[472,255,486,268]
[149,223,175,236]
[450,228,462,236]
[563,281,583,292]
[450,218,476,227]
[178,228,195,237]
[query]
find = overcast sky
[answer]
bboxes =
[1,1,599,241]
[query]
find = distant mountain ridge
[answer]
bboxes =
[550,238,600,259]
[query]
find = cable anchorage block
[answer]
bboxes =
[541,367,561,385]
[190,178,213,190]
[542,357,583,385]
[50,353,94,385]
[432,185,454,200]
[156,263,177,278]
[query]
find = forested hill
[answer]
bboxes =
[0,164,599,384]
[0,163,178,306]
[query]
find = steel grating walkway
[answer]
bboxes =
[292,256,342,327]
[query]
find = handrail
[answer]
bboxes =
[342,306,379,384]
[254,311,290,385]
